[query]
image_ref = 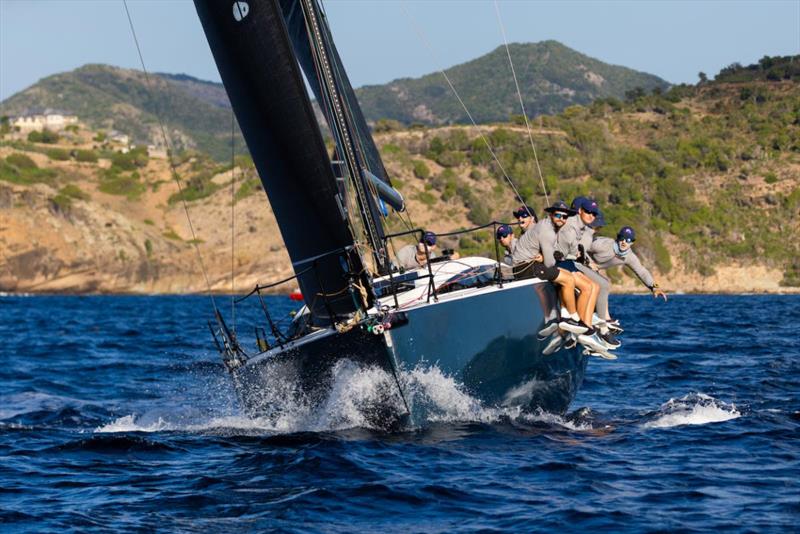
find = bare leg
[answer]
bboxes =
[572,273,598,326]
[554,269,576,314]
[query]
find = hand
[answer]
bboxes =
[533,254,543,263]
[450,251,460,260]
[652,288,668,301]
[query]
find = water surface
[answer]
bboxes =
[1,295,798,532]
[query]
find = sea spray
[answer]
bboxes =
[642,392,741,429]
[97,359,593,434]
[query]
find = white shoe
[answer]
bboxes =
[582,347,618,360]
[542,335,563,355]
[558,318,589,335]
[538,321,560,338]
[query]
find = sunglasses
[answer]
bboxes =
[620,238,634,244]
[551,213,568,220]
[516,213,531,219]
[584,211,598,217]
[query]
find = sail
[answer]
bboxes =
[194,0,368,323]
[279,0,393,188]
[278,0,392,273]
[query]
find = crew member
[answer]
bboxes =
[588,226,668,301]
[395,231,438,271]
[513,204,537,234]
[558,197,617,347]
[496,224,516,266]
[512,200,597,337]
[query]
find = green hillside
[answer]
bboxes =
[0,64,245,161]
[0,41,667,160]
[355,40,669,125]
[372,66,800,284]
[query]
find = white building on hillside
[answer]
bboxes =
[11,109,78,132]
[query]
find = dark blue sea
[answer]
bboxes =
[1,295,798,532]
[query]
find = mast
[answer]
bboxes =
[291,0,391,273]
[193,0,370,324]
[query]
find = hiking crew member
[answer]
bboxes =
[513,205,537,234]
[558,197,617,347]
[512,201,597,336]
[496,224,517,266]
[589,226,668,301]
[395,231,438,271]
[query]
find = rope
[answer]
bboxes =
[400,3,528,211]
[230,109,236,332]
[122,0,218,310]
[493,0,550,206]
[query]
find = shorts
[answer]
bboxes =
[556,260,579,273]
[513,261,559,282]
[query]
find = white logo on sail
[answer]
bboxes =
[232,1,249,22]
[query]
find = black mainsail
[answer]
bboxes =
[194,0,370,322]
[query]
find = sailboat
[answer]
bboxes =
[195,0,588,422]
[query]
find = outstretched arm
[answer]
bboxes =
[626,253,667,301]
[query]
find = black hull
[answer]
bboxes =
[231,280,587,421]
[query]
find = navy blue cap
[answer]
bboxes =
[496,224,513,239]
[588,210,606,228]
[512,205,536,220]
[617,226,636,242]
[571,196,589,211]
[421,231,437,246]
[580,198,600,216]
[544,200,577,216]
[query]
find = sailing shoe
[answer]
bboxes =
[542,334,564,355]
[577,330,607,353]
[599,331,621,349]
[538,321,560,339]
[582,347,618,360]
[563,333,578,349]
[558,318,589,335]
[606,319,624,334]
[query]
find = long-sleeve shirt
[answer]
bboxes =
[588,237,656,288]
[557,216,593,261]
[513,218,558,267]
[395,244,436,270]
[502,236,518,266]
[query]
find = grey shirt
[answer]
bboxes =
[395,243,436,270]
[513,218,558,267]
[588,237,656,288]
[557,215,593,261]
[502,236,518,266]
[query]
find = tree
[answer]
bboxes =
[698,71,708,84]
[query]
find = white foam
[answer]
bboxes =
[95,360,592,435]
[643,393,741,429]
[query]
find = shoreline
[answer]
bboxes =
[3,288,799,297]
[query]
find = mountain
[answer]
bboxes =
[0,41,668,159]
[0,64,245,162]
[354,40,670,125]
[1,63,798,294]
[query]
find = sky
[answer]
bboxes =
[1,0,798,103]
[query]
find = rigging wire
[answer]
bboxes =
[493,0,550,206]
[230,109,236,333]
[399,2,529,212]
[122,0,218,310]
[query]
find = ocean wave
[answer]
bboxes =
[642,393,741,429]
[96,361,592,435]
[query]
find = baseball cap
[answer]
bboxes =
[496,224,513,239]
[512,205,536,220]
[617,226,636,242]
[421,231,437,246]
